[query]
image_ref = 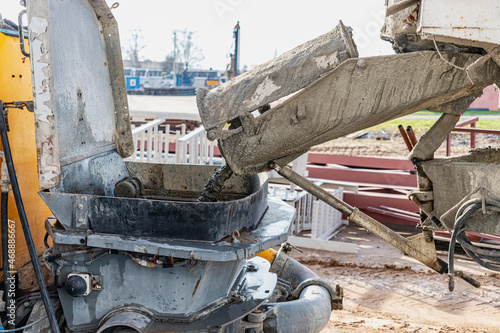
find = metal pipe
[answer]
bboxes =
[264,251,337,333]
[406,126,418,147]
[264,285,331,333]
[273,163,481,287]
[0,104,60,333]
[386,0,419,17]
[271,163,353,216]
[398,125,413,152]
[17,10,29,57]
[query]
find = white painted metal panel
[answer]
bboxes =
[418,0,500,45]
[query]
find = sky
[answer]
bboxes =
[2,0,394,70]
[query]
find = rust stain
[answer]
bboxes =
[192,277,201,297]
[451,26,482,30]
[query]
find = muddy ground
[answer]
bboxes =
[296,224,500,332]
[298,130,500,332]
[310,132,498,159]
[284,125,500,332]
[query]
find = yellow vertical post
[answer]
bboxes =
[0,30,52,270]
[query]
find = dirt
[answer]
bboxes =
[296,130,500,332]
[310,132,499,159]
[294,225,500,332]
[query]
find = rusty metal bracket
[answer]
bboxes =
[2,101,34,112]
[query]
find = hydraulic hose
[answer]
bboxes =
[448,198,500,290]
[0,104,60,333]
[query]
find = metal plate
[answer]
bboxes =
[46,199,295,262]
[58,255,275,332]
[41,165,272,242]
[27,0,133,189]
[418,0,500,46]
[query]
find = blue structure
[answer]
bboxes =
[126,76,140,90]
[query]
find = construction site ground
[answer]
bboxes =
[311,113,500,158]
[296,224,500,333]
[300,116,500,332]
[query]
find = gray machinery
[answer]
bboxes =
[23,0,500,332]
[25,0,341,332]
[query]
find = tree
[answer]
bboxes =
[174,29,205,70]
[126,27,146,68]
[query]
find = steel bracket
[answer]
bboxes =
[74,196,89,229]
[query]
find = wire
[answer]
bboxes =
[432,37,475,85]
[448,198,500,289]
[1,316,46,332]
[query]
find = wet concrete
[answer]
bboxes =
[197,164,234,202]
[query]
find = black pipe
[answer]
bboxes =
[0,103,60,333]
[1,191,13,330]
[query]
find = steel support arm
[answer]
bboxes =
[272,163,480,288]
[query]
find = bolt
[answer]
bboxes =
[356,59,367,69]
[77,204,84,209]
[207,130,217,141]
[247,264,257,272]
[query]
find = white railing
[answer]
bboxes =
[129,118,177,163]
[311,187,345,240]
[269,184,346,240]
[127,119,217,165]
[176,125,216,165]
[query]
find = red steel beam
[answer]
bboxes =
[456,117,479,128]
[366,207,420,225]
[452,127,500,135]
[343,191,418,212]
[406,126,418,147]
[307,165,417,187]
[399,124,414,152]
[361,209,418,226]
[307,154,414,171]
[379,205,419,218]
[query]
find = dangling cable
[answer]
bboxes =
[432,37,475,85]
[0,103,61,333]
[448,198,500,290]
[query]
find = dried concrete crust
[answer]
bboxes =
[220,52,500,175]
[28,0,134,190]
[381,0,416,45]
[197,21,359,136]
[28,1,61,189]
[89,0,134,158]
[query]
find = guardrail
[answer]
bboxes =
[176,125,216,165]
[269,184,345,240]
[446,117,479,156]
[128,119,217,165]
